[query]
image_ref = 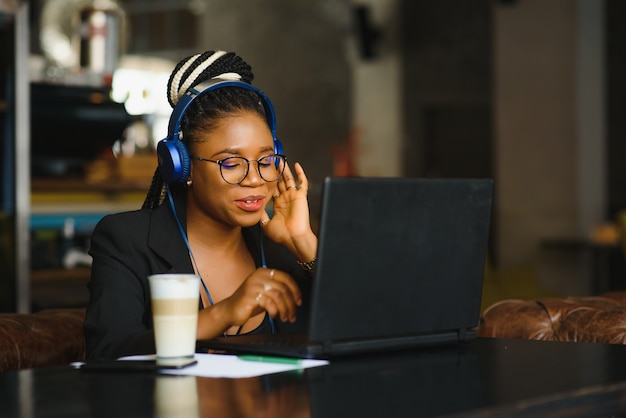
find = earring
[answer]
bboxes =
[186,178,192,187]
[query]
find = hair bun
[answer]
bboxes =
[166,50,255,107]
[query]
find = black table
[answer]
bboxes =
[3,337,626,417]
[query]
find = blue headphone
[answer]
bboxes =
[157,78,283,185]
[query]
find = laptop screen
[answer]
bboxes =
[309,177,494,342]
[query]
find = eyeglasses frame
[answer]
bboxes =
[190,154,287,185]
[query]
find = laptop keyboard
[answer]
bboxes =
[223,333,312,348]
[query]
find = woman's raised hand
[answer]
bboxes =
[260,162,318,263]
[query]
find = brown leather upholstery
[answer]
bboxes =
[0,309,86,372]
[479,291,626,344]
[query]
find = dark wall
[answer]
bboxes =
[607,0,626,218]
[400,0,492,179]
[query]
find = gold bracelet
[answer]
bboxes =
[297,257,316,273]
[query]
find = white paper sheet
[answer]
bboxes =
[118,353,329,378]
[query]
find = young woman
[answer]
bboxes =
[84,50,318,361]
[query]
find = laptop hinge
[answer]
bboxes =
[458,328,477,343]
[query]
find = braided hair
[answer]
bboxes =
[142,50,269,209]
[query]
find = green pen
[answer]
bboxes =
[237,355,302,365]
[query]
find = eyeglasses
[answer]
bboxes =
[190,154,287,185]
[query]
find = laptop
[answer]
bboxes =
[197,177,494,359]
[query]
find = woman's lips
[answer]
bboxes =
[234,196,265,212]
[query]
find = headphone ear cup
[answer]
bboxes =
[157,138,191,184]
[175,140,192,182]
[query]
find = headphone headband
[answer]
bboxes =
[167,79,277,142]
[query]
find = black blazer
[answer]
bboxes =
[84,192,311,361]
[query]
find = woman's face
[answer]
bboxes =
[186,110,279,228]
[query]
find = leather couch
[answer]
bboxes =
[478,291,626,344]
[0,309,86,373]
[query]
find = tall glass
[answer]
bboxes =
[148,274,200,366]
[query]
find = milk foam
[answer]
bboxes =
[148,274,200,299]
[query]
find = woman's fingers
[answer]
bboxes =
[257,289,292,322]
[268,268,302,306]
[293,162,308,192]
[278,162,308,195]
[254,269,301,322]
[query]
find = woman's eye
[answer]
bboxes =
[259,156,276,167]
[221,159,242,169]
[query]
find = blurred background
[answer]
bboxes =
[1,0,625,313]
